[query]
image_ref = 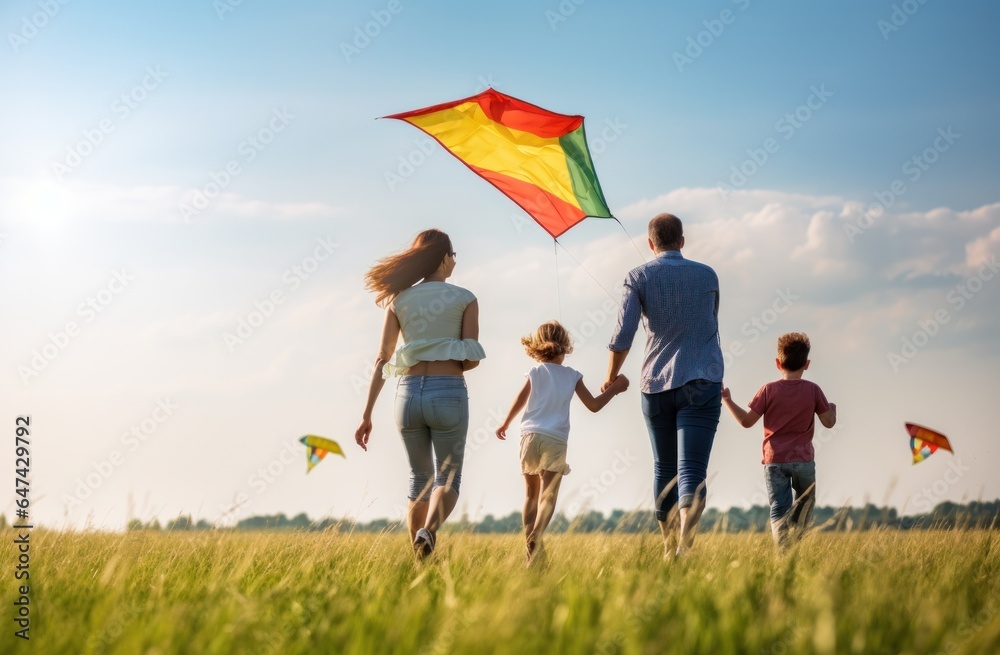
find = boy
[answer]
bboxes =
[722,333,836,548]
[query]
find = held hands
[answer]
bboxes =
[602,374,627,393]
[609,374,630,394]
[355,418,372,452]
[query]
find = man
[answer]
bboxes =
[604,213,724,557]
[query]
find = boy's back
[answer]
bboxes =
[749,379,830,464]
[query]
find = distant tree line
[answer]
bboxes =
[126,500,1000,533]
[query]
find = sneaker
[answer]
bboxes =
[413,528,435,559]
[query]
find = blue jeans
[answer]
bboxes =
[764,461,816,540]
[395,375,469,501]
[641,379,722,521]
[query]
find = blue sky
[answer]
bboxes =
[2,0,998,529]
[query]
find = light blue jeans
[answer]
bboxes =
[764,461,816,544]
[395,375,469,501]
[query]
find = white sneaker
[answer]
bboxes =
[413,528,435,559]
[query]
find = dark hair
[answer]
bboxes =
[648,213,683,251]
[364,229,452,306]
[777,332,810,371]
[521,321,574,363]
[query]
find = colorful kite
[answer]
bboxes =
[384,88,613,238]
[906,423,954,464]
[300,435,345,473]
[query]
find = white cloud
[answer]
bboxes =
[966,223,1000,270]
[0,176,340,226]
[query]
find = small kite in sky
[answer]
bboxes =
[384,88,613,239]
[906,423,954,464]
[300,435,345,473]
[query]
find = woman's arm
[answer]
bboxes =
[355,308,400,451]
[496,378,530,440]
[460,299,480,371]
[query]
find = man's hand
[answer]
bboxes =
[601,375,621,393]
[495,424,509,440]
[610,374,630,394]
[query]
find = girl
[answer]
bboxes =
[496,321,628,563]
[355,229,485,559]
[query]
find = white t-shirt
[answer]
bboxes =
[520,363,583,441]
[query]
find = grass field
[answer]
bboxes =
[21,529,1000,654]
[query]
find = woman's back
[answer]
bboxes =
[392,281,474,341]
[384,281,483,377]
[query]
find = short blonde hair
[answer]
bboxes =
[521,321,573,362]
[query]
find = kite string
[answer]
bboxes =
[554,238,618,304]
[554,239,562,320]
[612,215,648,264]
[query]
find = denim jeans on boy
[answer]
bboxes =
[641,379,722,522]
[395,375,469,501]
[764,461,816,544]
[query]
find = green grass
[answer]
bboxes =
[24,529,1000,654]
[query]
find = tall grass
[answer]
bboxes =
[26,529,1000,654]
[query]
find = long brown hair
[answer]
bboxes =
[364,229,453,306]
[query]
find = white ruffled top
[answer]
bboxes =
[383,281,486,378]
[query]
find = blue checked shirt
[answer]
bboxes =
[608,250,724,394]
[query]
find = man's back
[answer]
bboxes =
[609,251,724,393]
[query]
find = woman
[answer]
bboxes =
[355,229,484,558]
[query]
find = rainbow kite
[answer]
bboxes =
[300,435,345,473]
[384,88,613,238]
[906,423,953,464]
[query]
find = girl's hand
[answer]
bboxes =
[496,424,508,440]
[721,386,731,401]
[355,418,372,451]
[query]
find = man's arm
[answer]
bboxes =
[603,350,629,392]
[604,275,641,391]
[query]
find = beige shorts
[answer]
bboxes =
[519,432,571,476]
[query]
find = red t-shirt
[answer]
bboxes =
[748,379,830,464]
